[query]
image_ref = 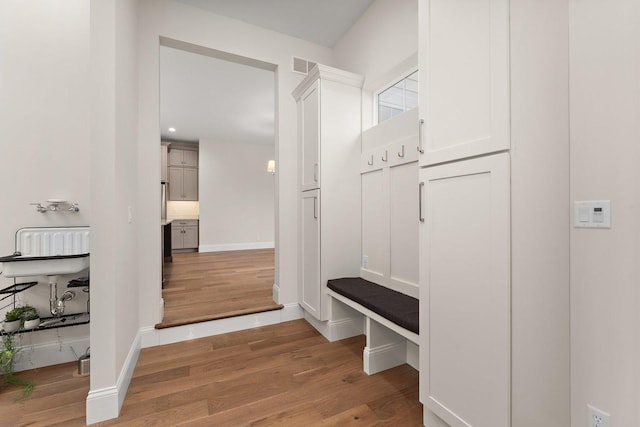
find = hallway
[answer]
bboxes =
[157,249,282,328]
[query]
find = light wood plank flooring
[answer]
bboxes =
[0,320,422,426]
[158,249,282,328]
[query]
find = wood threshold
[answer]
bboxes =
[155,303,284,329]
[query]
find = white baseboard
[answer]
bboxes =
[140,304,303,348]
[303,312,364,342]
[86,329,141,424]
[406,340,419,371]
[199,241,275,252]
[363,341,407,375]
[272,283,280,303]
[12,336,90,372]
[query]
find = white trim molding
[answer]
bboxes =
[86,329,142,424]
[199,241,275,253]
[140,304,303,348]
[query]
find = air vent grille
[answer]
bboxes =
[292,57,317,75]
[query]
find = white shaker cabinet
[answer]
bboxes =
[299,81,320,192]
[293,64,363,321]
[299,190,321,319]
[419,153,510,427]
[418,0,510,166]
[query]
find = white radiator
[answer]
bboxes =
[16,227,90,257]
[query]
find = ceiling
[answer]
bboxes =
[160,45,275,144]
[160,0,374,145]
[173,0,374,47]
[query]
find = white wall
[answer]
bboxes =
[570,0,640,426]
[510,1,570,425]
[333,0,418,130]
[88,0,140,422]
[0,0,91,364]
[199,139,275,251]
[137,0,333,328]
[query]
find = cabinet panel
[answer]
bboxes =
[361,169,388,282]
[171,221,199,250]
[182,168,198,201]
[389,161,419,288]
[300,190,321,319]
[182,150,198,168]
[168,149,182,167]
[420,0,509,166]
[167,167,182,201]
[171,226,183,250]
[168,148,198,167]
[182,226,198,249]
[301,82,320,191]
[419,153,510,427]
[168,167,198,201]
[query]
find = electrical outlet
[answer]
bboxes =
[587,405,611,427]
[362,255,369,269]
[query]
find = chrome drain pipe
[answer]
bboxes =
[49,276,76,317]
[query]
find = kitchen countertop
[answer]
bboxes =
[161,219,173,226]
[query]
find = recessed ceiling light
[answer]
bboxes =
[168,127,176,132]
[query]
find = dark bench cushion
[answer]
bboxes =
[327,277,418,334]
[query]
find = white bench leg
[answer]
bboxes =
[363,317,407,375]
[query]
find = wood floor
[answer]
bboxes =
[158,249,282,328]
[0,320,422,426]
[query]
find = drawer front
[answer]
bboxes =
[174,219,198,227]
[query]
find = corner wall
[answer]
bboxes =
[88,0,140,423]
[569,0,640,425]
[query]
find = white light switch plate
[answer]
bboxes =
[574,200,611,228]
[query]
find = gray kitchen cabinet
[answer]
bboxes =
[168,148,198,168]
[171,219,199,251]
[168,166,198,201]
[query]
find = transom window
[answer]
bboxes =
[377,70,418,124]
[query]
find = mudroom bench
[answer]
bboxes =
[327,277,419,375]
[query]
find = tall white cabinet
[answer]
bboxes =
[418,1,570,426]
[293,65,363,321]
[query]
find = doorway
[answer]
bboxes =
[157,41,279,328]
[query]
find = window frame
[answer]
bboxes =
[373,67,419,126]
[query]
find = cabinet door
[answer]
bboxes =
[300,81,320,191]
[182,150,198,168]
[419,153,510,427]
[168,167,183,201]
[182,168,198,201]
[171,226,183,250]
[300,190,321,320]
[389,161,419,295]
[182,226,199,249]
[419,0,510,166]
[168,149,184,167]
